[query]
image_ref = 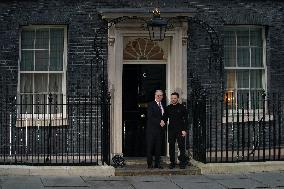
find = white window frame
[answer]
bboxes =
[224,25,267,114]
[17,25,67,126]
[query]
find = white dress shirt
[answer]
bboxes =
[155,100,164,115]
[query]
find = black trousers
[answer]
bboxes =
[146,130,161,166]
[169,131,185,164]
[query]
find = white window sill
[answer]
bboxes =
[16,117,68,127]
[222,114,274,123]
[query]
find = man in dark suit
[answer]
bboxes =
[146,90,165,169]
[163,92,188,169]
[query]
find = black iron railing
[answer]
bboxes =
[192,92,284,163]
[0,93,111,165]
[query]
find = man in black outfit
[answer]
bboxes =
[163,92,188,169]
[146,90,165,169]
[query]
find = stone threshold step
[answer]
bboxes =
[123,157,171,165]
[115,165,201,176]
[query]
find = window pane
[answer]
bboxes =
[34,94,47,114]
[50,28,64,71]
[49,74,62,93]
[35,28,49,49]
[237,90,249,108]
[251,47,263,67]
[237,47,250,67]
[50,50,63,71]
[20,73,33,93]
[237,70,249,88]
[35,50,49,71]
[34,74,48,93]
[19,94,33,114]
[251,90,264,109]
[224,31,235,46]
[250,70,263,89]
[21,30,34,49]
[50,94,63,114]
[225,70,235,89]
[21,50,34,71]
[237,29,249,46]
[224,47,236,67]
[224,90,235,109]
[250,28,262,47]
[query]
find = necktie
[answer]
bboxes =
[158,102,164,115]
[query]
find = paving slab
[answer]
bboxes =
[44,188,90,189]
[169,175,225,189]
[127,175,169,182]
[1,176,43,189]
[246,171,284,188]
[204,173,248,180]
[82,176,126,181]
[41,176,89,187]
[173,182,225,189]
[215,178,269,189]
[169,175,213,182]
[127,176,180,189]
[87,180,133,189]
[115,164,200,176]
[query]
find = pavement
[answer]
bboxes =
[1,171,284,188]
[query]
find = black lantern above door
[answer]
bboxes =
[147,8,168,41]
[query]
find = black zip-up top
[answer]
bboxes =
[163,103,188,132]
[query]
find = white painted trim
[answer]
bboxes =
[123,60,167,64]
[108,22,188,157]
[224,26,267,110]
[17,25,68,121]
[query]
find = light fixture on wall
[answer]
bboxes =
[147,8,168,41]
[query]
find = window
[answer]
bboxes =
[123,37,169,61]
[224,26,266,110]
[18,26,66,118]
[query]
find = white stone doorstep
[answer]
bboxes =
[0,165,115,176]
[191,160,284,174]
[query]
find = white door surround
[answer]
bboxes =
[107,20,189,157]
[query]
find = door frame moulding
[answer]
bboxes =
[107,21,188,158]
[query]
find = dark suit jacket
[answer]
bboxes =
[162,103,188,132]
[146,101,164,134]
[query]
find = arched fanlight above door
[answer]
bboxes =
[123,37,169,61]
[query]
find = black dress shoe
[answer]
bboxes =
[147,165,153,169]
[154,164,163,169]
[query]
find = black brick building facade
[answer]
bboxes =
[0,0,283,164]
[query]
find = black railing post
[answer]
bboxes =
[192,90,207,163]
[231,92,235,162]
[220,94,223,162]
[236,94,240,161]
[252,92,256,160]
[201,92,207,163]
[215,95,218,162]
[262,91,266,161]
[272,93,276,160]
[46,93,53,164]
[241,94,245,161]
[192,95,198,161]
[247,92,250,161]
[209,96,212,163]
[278,93,282,160]
[268,94,272,160]
[225,93,229,162]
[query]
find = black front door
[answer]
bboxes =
[122,64,166,157]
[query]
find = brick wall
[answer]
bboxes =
[0,0,283,161]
